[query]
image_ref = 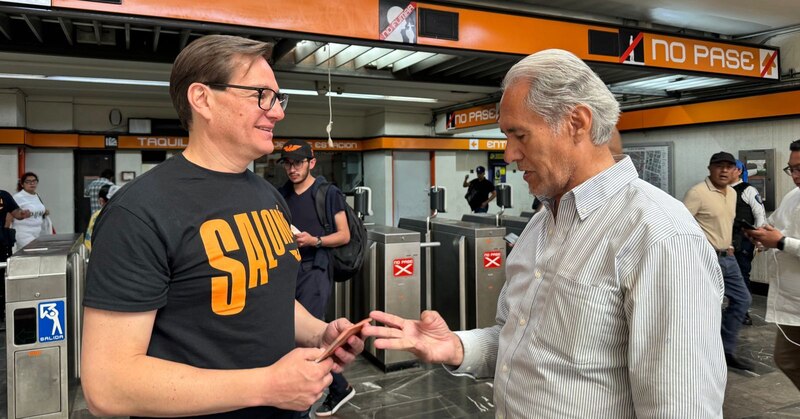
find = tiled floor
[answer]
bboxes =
[2,294,798,418]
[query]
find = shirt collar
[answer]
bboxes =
[564,156,640,221]
[704,177,729,193]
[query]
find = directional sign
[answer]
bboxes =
[393,258,414,277]
[38,300,65,343]
[483,251,502,269]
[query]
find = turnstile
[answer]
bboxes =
[5,234,85,419]
[354,225,421,371]
[396,217,434,311]
[461,214,530,254]
[520,210,537,219]
[429,219,506,331]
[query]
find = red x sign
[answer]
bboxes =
[393,258,414,277]
[483,251,502,269]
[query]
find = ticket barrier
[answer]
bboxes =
[461,214,530,255]
[4,234,86,419]
[429,219,506,330]
[520,210,537,219]
[353,225,422,371]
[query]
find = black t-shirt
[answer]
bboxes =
[0,190,19,225]
[83,154,301,419]
[467,178,496,210]
[284,182,345,262]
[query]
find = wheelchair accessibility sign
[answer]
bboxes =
[38,301,65,343]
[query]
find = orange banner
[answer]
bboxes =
[445,103,499,130]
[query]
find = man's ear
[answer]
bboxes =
[309,157,317,170]
[567,105,592,144]
[188,82,213,124]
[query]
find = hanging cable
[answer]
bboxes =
[326,45,334,148]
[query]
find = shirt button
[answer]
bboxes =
[535,270,542,279]
[498,413,504,419]
[502,363,508,372]
[519,317,526,326]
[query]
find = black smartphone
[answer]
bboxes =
[739,219,757,230]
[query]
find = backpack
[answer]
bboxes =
[315,183,368,282]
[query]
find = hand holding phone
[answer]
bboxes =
[315,318,371,363]
[739,219,757,230]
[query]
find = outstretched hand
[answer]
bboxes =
[361,310,464,366]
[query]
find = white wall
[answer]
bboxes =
[74,101,177,133]
[0,90,25,127]
[0,146,18,193]
[363,150,393,226]
[621,117,800,207]
[26,98,74,131]
[24,149,74,233]
[115,150,142,186]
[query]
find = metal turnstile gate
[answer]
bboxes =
[5,234,86,419]
[429,219,506,331]
[354,225,421,371]
[461,214,530,254]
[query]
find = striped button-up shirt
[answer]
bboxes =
[453,157,727,418]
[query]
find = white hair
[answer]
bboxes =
[501,49,620,145]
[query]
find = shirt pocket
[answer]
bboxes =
[533,274,624,366]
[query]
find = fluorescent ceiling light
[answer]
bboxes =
[282,88,437,103]
[0,73,438,102]
[0,72,168,86]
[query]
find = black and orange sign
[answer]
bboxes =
[446,103,499,130]
[588,29,779,79]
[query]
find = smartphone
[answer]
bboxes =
[739,219,757,230]
[504,232,519,245]
[315,318,371,363]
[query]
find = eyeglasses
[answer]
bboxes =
[783,165,800,176]
[282,159,308,169]
[204,83,289,111]
[23,179,38,184]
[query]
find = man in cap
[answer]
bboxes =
[278,139,355,417]
[463,165,496,213]
[684,151,753,370]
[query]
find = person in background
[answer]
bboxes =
[278,139,356,417]
[86,169,115,214]
[745,139,800,390]
[684,151,753,370]
[731,159,766,326]
[463,165,496,213]
[12,172,49,250]
[80,35,364,418]
[364,48,726,418]
[84,184,120,251]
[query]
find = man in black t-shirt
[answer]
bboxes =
[81,35,364,419]
[278,139,355,418]
[463,165,497,213]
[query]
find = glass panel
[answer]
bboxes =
[254,151,363,193]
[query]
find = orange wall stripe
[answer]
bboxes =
[78,135,106,148]
[619,90,800,131]
[25,133,79,148]
[0,129,25,145]
[53,0,377,40]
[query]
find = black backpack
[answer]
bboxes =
[315,183,368,282]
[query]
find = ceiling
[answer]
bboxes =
[0,1,799,122]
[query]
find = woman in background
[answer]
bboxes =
[12,172,49,250]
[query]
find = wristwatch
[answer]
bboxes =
[315,237,323,248]
[777,236,786,251]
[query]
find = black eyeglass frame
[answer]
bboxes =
[783,165,800,176]
[203,83,289,111]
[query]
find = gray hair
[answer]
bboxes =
[501,49,620,145]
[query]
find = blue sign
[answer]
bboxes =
[38,300,66,343]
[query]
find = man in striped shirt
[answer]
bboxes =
[364,49,727,418]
